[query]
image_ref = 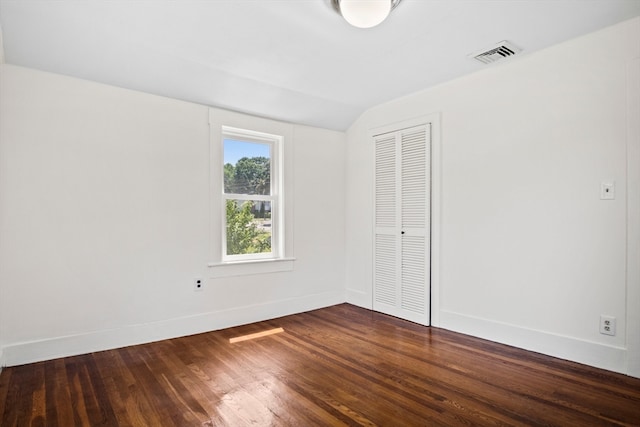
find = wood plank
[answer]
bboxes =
[0,367,11,421]
[1,304,639,426]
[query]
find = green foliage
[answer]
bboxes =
[224,154,272,255]
[226,156,270,195]
[223,163,235,193]
[226,199,271,255]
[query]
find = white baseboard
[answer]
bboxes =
[1,291,345,367]
[439,310,629,375]
[346,289,371,309]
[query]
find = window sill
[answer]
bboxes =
[208,257,296,278]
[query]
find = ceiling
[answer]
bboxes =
[1,0,639,131]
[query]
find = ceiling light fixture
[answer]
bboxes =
[332,0,402,29]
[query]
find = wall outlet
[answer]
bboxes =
[600,315,616,336]
[194,278,204,292]
[600,181,615,200]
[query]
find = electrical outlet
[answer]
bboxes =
[194,278,204,292]
[600,181,615,200]
[600,315,616,336]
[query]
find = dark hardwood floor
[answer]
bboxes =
[1,304,639,426]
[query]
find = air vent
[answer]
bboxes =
[470,41,522,65]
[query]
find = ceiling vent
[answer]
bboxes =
[470,41,522,65]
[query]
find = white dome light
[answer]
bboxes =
[339,0,393,29]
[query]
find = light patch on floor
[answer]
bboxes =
[229,327,284,344]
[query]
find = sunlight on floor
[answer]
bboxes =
[229,327,284,344]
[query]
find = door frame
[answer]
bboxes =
[626,58,640,377]
[370,113,442,326]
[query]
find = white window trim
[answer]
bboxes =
[209,108,295,277]
[221,126,281,262]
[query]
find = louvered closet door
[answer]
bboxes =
[373,124,431,325]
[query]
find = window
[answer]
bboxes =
[208,108,294,277]
[222,127,281,261]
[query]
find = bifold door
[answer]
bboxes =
[373,124,431,325]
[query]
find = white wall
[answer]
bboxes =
[346,17,640,375]
[0,64,346,366]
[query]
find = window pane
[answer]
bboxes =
[223,139,271,195]
[225,199,272,256]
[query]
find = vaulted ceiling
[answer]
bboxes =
[1,0,639,131]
